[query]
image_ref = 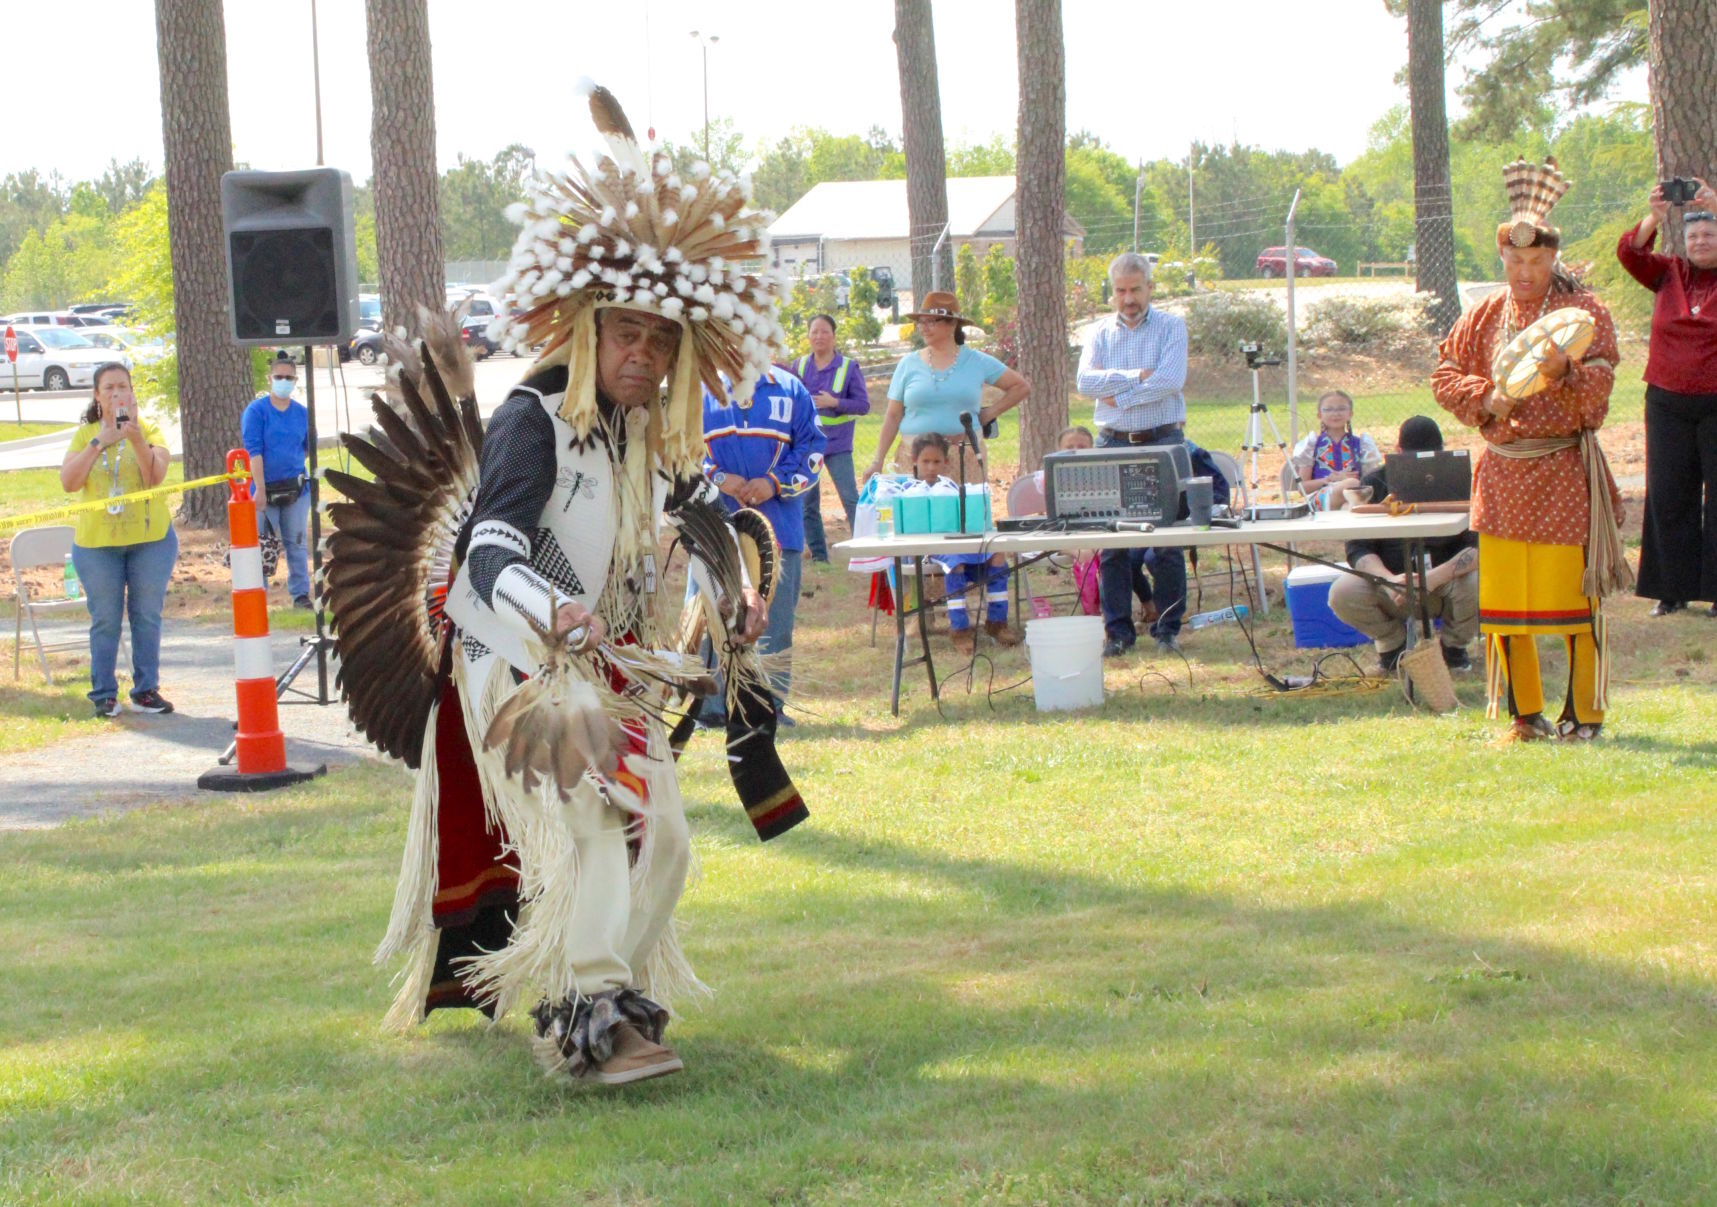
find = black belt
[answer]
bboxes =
[1099,423,1183,445]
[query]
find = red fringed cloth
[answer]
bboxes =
[869,571,895,616]
[424,678,518,1016]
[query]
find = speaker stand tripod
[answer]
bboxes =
[219,345,337,765]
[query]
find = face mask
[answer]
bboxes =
[270,377,296,399]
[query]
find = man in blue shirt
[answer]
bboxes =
[240,351,312,608]
[702,365,826,717]
[1076,252,1192,657]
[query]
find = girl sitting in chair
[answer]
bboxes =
[1290,390,1383,505]
[910,433,1020,656]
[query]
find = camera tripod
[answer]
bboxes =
[1241,351,1292,501]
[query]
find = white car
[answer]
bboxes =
[2,326,112,391]
[79,326,170,365]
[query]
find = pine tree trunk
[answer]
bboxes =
[893,0,953,306]
[1014,0,1068,474]
[365,0,445,337]
[1649,0,1717,258]
[155,0,255,529]
[1407,0,1461,337]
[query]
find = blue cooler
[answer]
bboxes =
[1284,564,1368,648]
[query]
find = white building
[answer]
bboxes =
[767,176,1086,277]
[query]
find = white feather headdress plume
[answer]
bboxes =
[488,80,786,475]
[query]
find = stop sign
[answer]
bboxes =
[3,326,14,363]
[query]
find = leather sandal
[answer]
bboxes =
[1495,712,1556,745]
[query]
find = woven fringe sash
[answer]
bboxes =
[1485,433,1633,599]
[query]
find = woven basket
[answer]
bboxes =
[1400,641,1459,714]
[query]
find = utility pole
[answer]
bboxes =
[689,30,719,161]
[1285,188,1301,445]
[1187,141,1196,259]
[1132,160,1142,253]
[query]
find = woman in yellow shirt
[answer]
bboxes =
[58,362,178,717]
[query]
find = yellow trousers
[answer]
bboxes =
[1496,633,1603,725]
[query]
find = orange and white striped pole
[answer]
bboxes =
[198,449,321,793]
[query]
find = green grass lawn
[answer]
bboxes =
[0,421,74,441]
[4,555,1717,1202]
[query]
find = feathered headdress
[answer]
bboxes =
[488,80,787,475]
[1499,157,1570,250]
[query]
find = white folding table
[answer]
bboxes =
[837,511,1472,715]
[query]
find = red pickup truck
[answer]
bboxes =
[1255,246,1338,278]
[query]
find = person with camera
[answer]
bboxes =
[241,351,313,609]
[1075,251,1191,658]
[58,362,177,717]
[1616,178,1717,617]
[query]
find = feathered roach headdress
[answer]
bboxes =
[1498,157,1570,250]
[488,80,787,476]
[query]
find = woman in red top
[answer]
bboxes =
[1615,179,1717,616]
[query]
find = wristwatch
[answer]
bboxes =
[88,438,102,451]
[712,471,730,487]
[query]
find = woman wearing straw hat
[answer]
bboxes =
[862,290,1030,653]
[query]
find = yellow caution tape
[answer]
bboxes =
[0,468,251,535]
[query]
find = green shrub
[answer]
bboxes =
[983,245,1017,321]
[841,265,883,345]
[955,243,986,327]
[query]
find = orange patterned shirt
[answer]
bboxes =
[1431,287,1622,547]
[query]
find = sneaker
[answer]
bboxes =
[590,1022,683,1086]
[1650,599,1687,617]
[93,697,121,719]
[950,627,976,657]
[1154,635,1182,657]
[984,620,1023,647]
[129,689,175,715]
[292,594,313,610]
[1102,636,1134,659]
[1379,646,1405,675]
[1441,644,1472,672]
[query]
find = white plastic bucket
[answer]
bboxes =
[1024,616,1106,712]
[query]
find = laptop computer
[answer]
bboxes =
[1386,449,1472,504]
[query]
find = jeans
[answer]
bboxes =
[258,486,312,600]
[692,545,803,723]
[802,452,859,562]
[761,547,802,703]
[1096,428,1187,642]
[72,527,179,703]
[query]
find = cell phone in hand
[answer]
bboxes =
[1662,177,1698,206]
[982,418,999,440]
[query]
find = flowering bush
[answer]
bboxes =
[1180,291,1287,359]
[1304,294,1434,350]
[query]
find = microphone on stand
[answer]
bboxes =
[956,412,980,532]
[960,409,989,475]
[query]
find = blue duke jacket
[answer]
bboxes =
[702,366,826,552]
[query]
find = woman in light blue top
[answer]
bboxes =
[862,291,1031,653]
[862,290,1030,483]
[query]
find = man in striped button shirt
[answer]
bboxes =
[1076,251,1191,657]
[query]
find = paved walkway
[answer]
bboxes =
[0,618,381,830]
